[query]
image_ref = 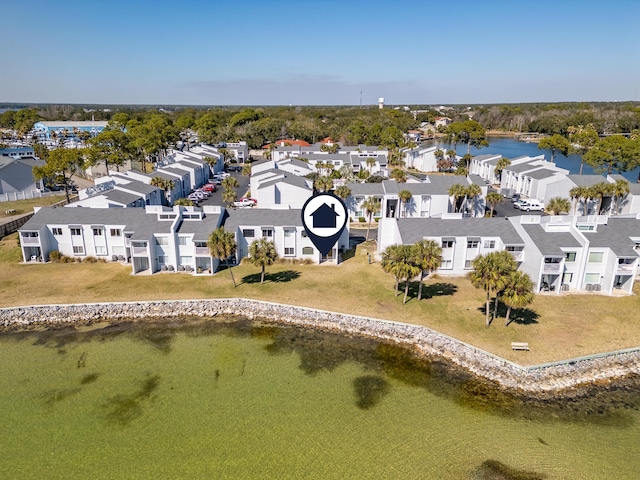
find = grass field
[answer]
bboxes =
[1,232,639,365]
[0,195,69,218]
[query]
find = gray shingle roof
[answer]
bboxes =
[396,218,524,245]
[526,169,560,180]
[177,214,222,242]
[505,163,541,173]
[103,189,143,206]
[346,183,384,195]
[115,178,160,195]
[468,174,485,186]
[609,175,640,195]
[568,174,607,187]
[382,176,468,195]
[583,218,640,257]
[223,208,303,232]
[521,224,581,255]
[20,207,173,240]
[258,175,312,190]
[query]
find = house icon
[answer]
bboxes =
[311,203,339,228]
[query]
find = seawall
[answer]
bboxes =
[1,298,638,395]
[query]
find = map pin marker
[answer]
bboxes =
[301,192,349,256]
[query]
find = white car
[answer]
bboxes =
[520,200,544,212]
[188,192,205,201]
[233,199,255,208]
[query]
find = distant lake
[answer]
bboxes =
[434,137,640,182]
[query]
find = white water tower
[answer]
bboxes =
[378,97,385,109]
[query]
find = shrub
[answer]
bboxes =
[359,217,366,223]
[60,256,75,263]
[48,250,62,263]
[375,218,380,223]
[83,256,99,263]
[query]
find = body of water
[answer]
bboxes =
[434,137,640,182]
[1,318,639,479]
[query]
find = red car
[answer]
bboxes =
[202,183,217,193]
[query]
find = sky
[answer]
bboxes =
[1,0,639,106]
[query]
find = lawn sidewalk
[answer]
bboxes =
[1,234,638,365]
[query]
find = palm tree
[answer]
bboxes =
[381,244,421,303]
[500,270,534,326]
[465,184,482,217]
[335,185,351,201]
[362,196,380,241]
[381,245,403,296]
[223,188,237,206]
[314,175,333,192]
[569,186,589,215]
[486,191,503,217]
[611,179,630,215]
[398,189,412,218]
[446,149,457,166]
[546,197,571,215]
[412,240,442,300]
[494,157,511,180]
[468,251,517,326]
[589,182,612,215]
[338,165,356,182]
[448,184,466,213]
[207,227,237,287]
[366,157,376,174]
[390,168,407,183]
[174,198,194,206]
[434,149,445,163]
[249,238,278,284]
[222,176,239,191]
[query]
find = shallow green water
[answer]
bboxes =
[1,318,639,479]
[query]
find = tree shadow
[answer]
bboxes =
[405,281,458,301]
[241,270,301,284]
[341,247,356,262]
[476,301,539,325]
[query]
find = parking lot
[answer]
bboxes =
[196,171,250,207]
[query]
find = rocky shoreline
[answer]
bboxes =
[1,298,639,397]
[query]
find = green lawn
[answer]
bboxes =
[0,195,69,219]
[0,233,638,365]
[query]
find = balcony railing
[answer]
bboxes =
[616,263,635,273]
[509,251,523,262]
[195,247,209,256]
[132,246,147,256]
[21,237,39,245]
[543,263,561,274]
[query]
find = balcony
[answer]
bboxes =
[508,251,523,262]
[195,247,209,256]
[132,246,147,256]
[543,263,561,274]
[616,263,635,274]
[21,237,40,245]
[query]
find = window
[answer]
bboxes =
[302,247,314,255]
[562,273,573,283]
[157,255,167,265]
[284,247,295,256]
[577,224,595,231]
[464,260,473,269]
[95,246,107,256]
[483,240,495,249]
[284,229,295,238]
[262,229,273,237]
[73,246,84,255]
[442,240,454,248]
[179,256,192,265]
[467,240,479,248]
[71,228,81,236]
[178,237,189,246]
[242,229,255,238]
[565,252,576,262]
[22,232,38,238]
[588,252,604,263]
[584,273,600,283]
[155,236,169,246]
[52,228,63,235]
[441,259,452,269]
[110,229,122,237]
[93,228,103,236]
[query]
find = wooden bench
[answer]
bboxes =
[511,342,530,351]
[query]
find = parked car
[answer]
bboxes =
[233,198,256,208]
[510,194,521,203]
[194,189,209,197]
[187,193,203,202]
[513,198,531,209]
[519,200,545,212]
[214,172,230,179]
[239,197,257,205]
[226,164,242,172]
[202,184,216,193]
